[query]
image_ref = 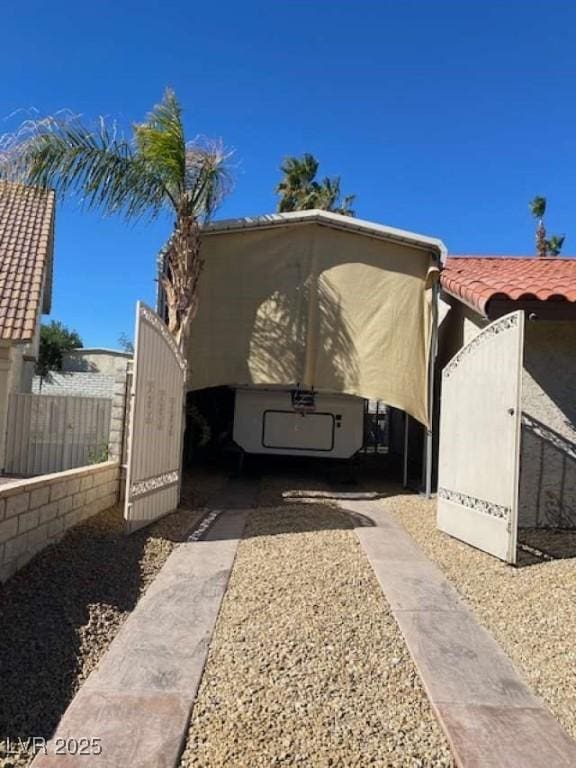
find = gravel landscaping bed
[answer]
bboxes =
[180,475,453,768]
[391,494,576,741]
[0,467,225,768]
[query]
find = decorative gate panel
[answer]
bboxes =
[437,311,524,563]
[124,302,186,533]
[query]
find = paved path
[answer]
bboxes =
[339,498,576,768]
[33,495,250,767]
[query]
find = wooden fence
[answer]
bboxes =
[5,394,112,476]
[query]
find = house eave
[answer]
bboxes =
[486,298,576,321]
[440,287,489,320]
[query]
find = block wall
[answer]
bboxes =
[0,461,120,582]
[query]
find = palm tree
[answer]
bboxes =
[276,154,319,212]
[546,234,565,257]
[315,176,356,216]
[529,196,565,257]
[530,196,548,257]
[276,154,355,216]
[0,89,232,349]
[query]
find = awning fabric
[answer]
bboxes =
[186,222,438,426]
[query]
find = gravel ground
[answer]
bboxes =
[180,475,453,768]
[0,467,225,768]
[391,494,576,741]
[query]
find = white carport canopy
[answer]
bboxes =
[185,210,446,429]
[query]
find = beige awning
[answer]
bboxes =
[187,214,442,427]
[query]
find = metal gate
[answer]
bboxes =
[437,310,524,563]
[124,302,186,533]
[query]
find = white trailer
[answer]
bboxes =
[233,387,365,459]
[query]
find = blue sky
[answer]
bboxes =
[3,0,575,346]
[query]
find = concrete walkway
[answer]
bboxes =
[340,498,576,768]
[33,506,248,767]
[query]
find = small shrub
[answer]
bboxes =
[87,444,109,465]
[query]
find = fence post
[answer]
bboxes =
[62,396,70,471]
[108,371,129,463]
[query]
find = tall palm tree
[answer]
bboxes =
[529,196,565,257]
[530,196,548,257]
[276,153,355,216]
[0,89,232,349]
[276,154,319,212]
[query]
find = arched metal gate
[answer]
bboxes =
[437,310,524,563]
[124,302,186,533]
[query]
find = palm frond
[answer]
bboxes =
[134,88,186,206]
[546,234,565,256]
[275,154,356,216]
[530,196,547,220]
[1,113,168,219]
[183,138,234,220]
[333,194,356,217]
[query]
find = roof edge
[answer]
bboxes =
[449,255,576,261]
[65,347,133,357]
[441,285,488,318]
[203,210,447,262]
[41,191,56,315]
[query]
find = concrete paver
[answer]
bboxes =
[31,481,576,768]
[32,506,248,767]
[340,498,576,768]
[33,691,190,768]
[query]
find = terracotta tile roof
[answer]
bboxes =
[0,182,55,342]
[441,256,576,316]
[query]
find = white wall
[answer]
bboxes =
[63,349,131,376]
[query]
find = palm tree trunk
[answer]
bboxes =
[161,213,204,352]
[536,220,548,258]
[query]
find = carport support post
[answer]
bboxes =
[423,277,439,498]
[402,413,409,489]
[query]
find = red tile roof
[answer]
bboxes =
[441,256,576,316]
[0,182,55,342]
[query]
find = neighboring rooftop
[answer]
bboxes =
[66,347,132,357]
[0,182,55,342]
[441,256,576,317]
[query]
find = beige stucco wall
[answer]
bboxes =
[0,341,36,469]
[437,298,487,369]
[0,346,11,470]
[0,460,119,582]
[518,322,576,528]
[0,283,44,469]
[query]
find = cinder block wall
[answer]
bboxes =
[108,374,129,462]
[32,371,117,398]
[0,461,119,582]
